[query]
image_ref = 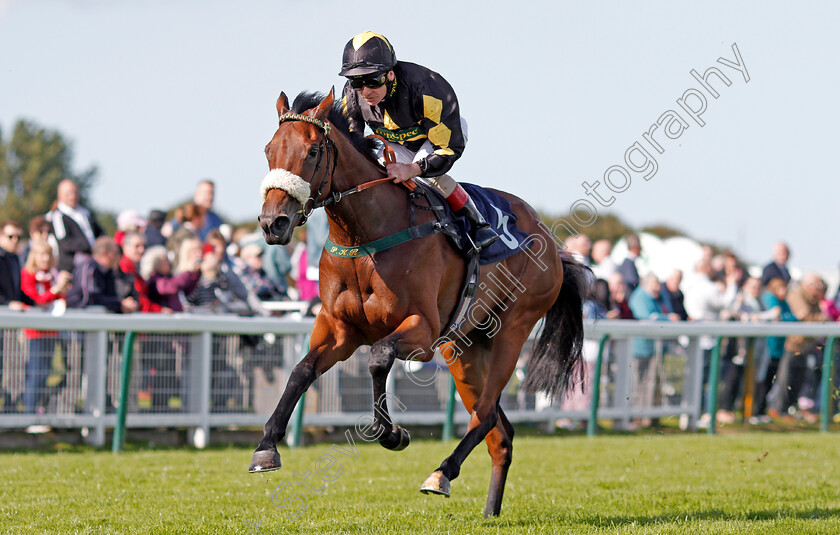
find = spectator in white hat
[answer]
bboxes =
[115,209,147,246]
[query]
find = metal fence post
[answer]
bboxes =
[683,337,702,430]
[820,336,837,432]
[706,337,724,435]
[288,334,310,449]
[613,340,632,430]
[96,332,108,447]
[187,332,212,449]
[385,366,397,417]
[112,331,136,454]
[442,374,456,441]
[741,338,756,421]
[82,331,108,447]
[587,335,610,437]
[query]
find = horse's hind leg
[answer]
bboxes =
[484,405,514,517]
[420,336,521,506]
[429,399,515,517]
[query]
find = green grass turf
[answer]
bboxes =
[2,431,839,534]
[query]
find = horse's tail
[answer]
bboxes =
[522,255,588,399]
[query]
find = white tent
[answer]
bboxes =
[609,233,704,280]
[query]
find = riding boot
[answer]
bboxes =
[458,197,500,251]
[425,177,500,252]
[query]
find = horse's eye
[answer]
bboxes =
[307,147,320,159]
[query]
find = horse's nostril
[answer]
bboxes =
[269,215,291,237]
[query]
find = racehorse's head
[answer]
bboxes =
[259,90,336,245]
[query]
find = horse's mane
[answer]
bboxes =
[291,91,381,164]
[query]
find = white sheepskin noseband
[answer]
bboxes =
[260,168,311,205]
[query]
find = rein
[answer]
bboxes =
[275,114,447,258]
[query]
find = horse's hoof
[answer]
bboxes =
[394,425,411,450]
[249,448,282,473]
[419,470,451,497]
[380,425,411,451]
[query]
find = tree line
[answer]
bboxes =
[0,120,112,234]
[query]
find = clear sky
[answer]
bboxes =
[1,0,838,271]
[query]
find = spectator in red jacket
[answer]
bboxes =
[118,232,161,313]
[20,239,72,414]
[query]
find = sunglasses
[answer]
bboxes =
[349,72,388,90]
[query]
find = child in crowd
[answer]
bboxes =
[20,240,72,414]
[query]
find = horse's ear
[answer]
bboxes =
[276,92,290,117]
[308,87,335,121]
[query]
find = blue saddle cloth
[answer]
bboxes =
[451,183,531,265]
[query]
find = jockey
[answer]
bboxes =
[339,31,500,251]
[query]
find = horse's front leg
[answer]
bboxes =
[368,314,433,451]
[249,316,359,472]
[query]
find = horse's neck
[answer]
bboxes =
[325,136,410,245]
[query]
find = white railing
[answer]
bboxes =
[1,308,838,447]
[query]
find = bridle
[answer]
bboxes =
[276,113,338,225]
[272,110,457,264]
[274,113,410,226]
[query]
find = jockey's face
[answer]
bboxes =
[354,71,394,106]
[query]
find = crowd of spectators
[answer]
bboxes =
[564,233,840,428]
[2,179,839,428]
[0,178,323,416]
[0,179,320,316]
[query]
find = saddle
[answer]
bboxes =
[322,140,529,335]
[323,180,530,335]
[413,183,530,334]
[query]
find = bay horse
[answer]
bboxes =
[252,89,586,517]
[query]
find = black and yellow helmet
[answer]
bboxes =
[338,31,397,77]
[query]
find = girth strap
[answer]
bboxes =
[325,220,445,258]
[440,249,481,336]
